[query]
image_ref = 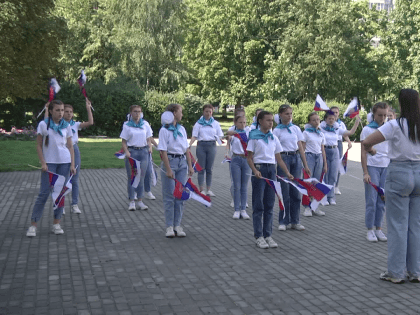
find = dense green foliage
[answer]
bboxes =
[1,0,418,133]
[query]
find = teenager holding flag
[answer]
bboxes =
[247,111,293,249]
[302,112,328,217]
[360,102,389,242]
[274,104,311,231]
[226,115,251,220]
[120,105,153,211]
[189,104,224,196]
[26,100,76,237]
[158,104,194,238]
[321,111,360,205]
[45,99,93,214]
[364,89,420,284]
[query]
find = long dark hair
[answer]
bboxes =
[45,100,64,147]
[398,89,420,142]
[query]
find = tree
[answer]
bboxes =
[0,0,67,101]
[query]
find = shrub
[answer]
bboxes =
[0,126,37,141]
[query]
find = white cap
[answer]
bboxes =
[161,111,174,125]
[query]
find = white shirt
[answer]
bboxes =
[230,131,250,155]
[378,119,420,161]
[228,125,251,132]
[273,125,303,152]
[321,123,346,146]
[192,117,224,141]
[157,125,189,155]
[37,120,72,164]
[69,121,82,145]
[120,120,153,147]
[247,136,283,164]
[360,125,389,167]
[303,129,325,154]
[336,120,347,141]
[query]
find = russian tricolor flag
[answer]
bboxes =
[314,94,329,111]
[343,97,360,118]
[53,174,74,209]
[48,170,66,208]
[339,149,349,175]
[48,78,61,102]
[221,156,231,164]
[173,178,212,207]
[129,157,141,188]
[188,152,203,172]
[78,70,88,99]
[114,149,126,159]
[265,178,285,214]
[369,182,385,201]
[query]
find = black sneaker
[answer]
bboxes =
[380,271,405,284]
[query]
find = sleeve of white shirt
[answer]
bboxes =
[321,134,326,145]
[145,122,153,138]
[337,128,346,136]
[76,122,82,131]
[378,121,394,141]
[157,128,168,151]
[360,127,368,141]
[66,125,72,138]
[247,139,255,153]
[296,127,304,141]
[120,123,130,140]
[302,131,308,143]
[192,123,200,138]
[215,122,224,137]
[37,121,48,136]
[274,137,283,154]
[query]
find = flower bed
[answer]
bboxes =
[0,127,37,141]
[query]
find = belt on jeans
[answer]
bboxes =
[255,163,275,167]
[325,145,337,149]
[128,146,148,150]
[198,140,216,143]
[232,153,246,158]
[167,153,185,158]
[281,150,298,155]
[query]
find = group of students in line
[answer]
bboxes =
[27,89,420,284]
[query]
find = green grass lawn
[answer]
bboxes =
[214,112,234,133]
[0,138,162,172]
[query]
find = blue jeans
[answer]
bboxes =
[385,160,420,279]
[71,143,81,205]
[196,141,217,188]
[161,156,188,227]
[324,147,339,202]
[336,140,343,187]
[230,156,251,211]
[364,166,387,229]
[277,154,302,225]
[251,164,276,238]
[125,147,149,200]
[31,163,71,222]
[305,152,323,181]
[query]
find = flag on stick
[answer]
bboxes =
[188,151,203,172]
[48,78,61,102]
[77,70,94,111]
[339,149,349,175]
[114,149,126,159]
[369,182,385,201]
[314,94,329,111]
[221,156,232,164]
[343,97,360,118]
[173,178,212,207]
[129,157,141,188]
[265,179,285,214]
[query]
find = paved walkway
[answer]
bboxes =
[1,146,420,315]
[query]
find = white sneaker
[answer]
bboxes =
[367,230,378,242]
[128,201,136,211]
[278,224,287,231]
[303,209,312,217]
[291,224,305,231]
[265,237,278,248]
[166,226,175,238]
[174,226,186,237]
[207,190,216,197]
[144,191,156,200]
[230,200,234,208]
[240,210,250,220]
[335,187,341,195]
[321,199,329,206]
[233,211,240,219]
[329,200,337,206]
[256,237,269,249]
[136,201,149,210]
[200,190,206,195]
[71,204,81,214]
[26,226,36,237]
[375,230,387,242]
[246,203,249,208]
[313,209,325,216]
[51,224,64,235]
